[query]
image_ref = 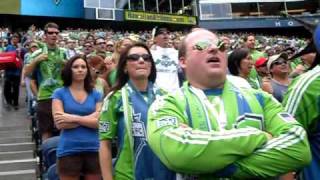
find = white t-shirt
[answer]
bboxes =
[151,46,180,93]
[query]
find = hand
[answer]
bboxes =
[293,64,305,75]
[36,53,48,63]
[20,80,25,87]
[265,132,273,140]
[261,77,273,94]
[55,113,75,125]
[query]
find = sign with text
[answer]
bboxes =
[124,10,197,25]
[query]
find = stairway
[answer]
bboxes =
[0,85,38,180]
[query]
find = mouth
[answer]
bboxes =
[207,57,220,64]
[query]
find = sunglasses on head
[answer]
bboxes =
[127,54,152,62]
[46,31,59,35]
[193,39,226,52]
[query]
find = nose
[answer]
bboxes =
[207,44,219,54]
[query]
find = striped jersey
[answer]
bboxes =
[147,80,311,179]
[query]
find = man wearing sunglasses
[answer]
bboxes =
[25,22,66,141]
[265,53,291,102]
[147,29,310,179]
[150,26,180,92]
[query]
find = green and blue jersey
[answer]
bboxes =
[147,81,311,179]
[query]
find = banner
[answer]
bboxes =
[21,0,83,18]
[0,0,20,15]
[124,10,197,25]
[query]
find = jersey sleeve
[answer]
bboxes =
[147,92,269,174]
[283,76,320,132]
[27,49,42,65]
[231,92,311,179]
[99,92,121,140]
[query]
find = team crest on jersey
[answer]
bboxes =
[278,112,295,122]
[132,112,146,137]
[99,122,110,132]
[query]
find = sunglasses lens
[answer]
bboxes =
[127,54,151,62]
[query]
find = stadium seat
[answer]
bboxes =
[41,136,59,169]
[47,163,59,180]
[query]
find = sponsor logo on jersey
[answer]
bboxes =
[156,116,178,129]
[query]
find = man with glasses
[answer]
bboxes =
[147,29,311,179]
[265,53,291,102]
[105,40,114,53]
[25,22,66,140]
[91,37,110,59]
[82,41,94,57]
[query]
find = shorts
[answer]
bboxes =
[57,152,101,176]
[36,99,58,135]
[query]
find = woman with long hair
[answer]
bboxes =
[87,55,109,97]
[52,55,102,180]
[99,43,175,180]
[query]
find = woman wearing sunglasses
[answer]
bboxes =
[99,43,176,180]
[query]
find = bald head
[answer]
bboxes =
[179,29,227,89]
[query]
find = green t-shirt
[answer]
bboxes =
[28,45,66,100]
[249,50,266,89]
[147,81,311,179]
[108,69,117,86]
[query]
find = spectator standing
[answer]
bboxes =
[99,43,176,180]
[25,22,66,140]
[266,53,291,102]
[52,55,102,180]
[3,33,25,110]
[151,26,180,92]
[147,29,311,179]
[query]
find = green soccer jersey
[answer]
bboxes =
[147,81,311,179]
[283,65,320,131]
[249,50,266,89]
[99,83,171,180]
[28,45,66,100]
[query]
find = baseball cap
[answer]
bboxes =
[255,57,267,68]
[267,53,288,71]
[152,25,169,38]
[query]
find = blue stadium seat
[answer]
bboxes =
[41,136,59,169]
[47,163,59,180]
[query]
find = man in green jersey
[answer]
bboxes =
[147,29,311,179]
[283,41,320,180]
[25,22,66,140]
[243,34,266,89]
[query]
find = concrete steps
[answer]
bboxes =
[0,128,37,180]
[0,169,37,180]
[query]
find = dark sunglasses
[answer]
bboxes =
[106,44,114,47]
[46,31,59,35]
[97,42,106,45]
[127,54,152,62]
[84,45,93,48]
[273,60,287,66]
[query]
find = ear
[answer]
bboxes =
[179,56,187,69]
